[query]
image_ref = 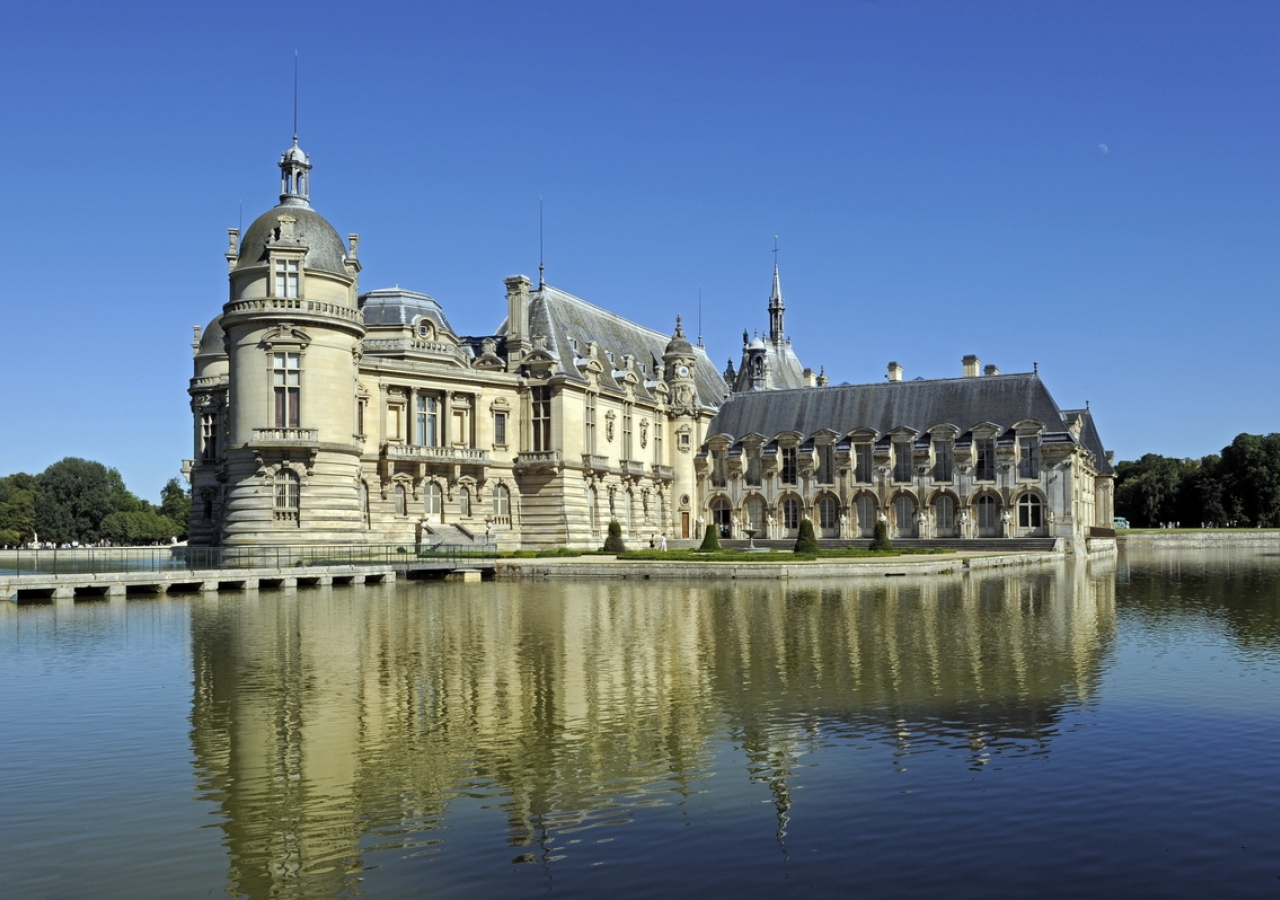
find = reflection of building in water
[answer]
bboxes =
[190,561,1115,898]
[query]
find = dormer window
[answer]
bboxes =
[418,320,434,340]
[275,260,300,298]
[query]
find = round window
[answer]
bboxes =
[680,494,691,507]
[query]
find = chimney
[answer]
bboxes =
[962,354,980,377]
[504,274,532,372]
[984,364,1000,376]
[803,368,817,388]
[887,361,903,382]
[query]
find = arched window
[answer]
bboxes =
[781,497,800,532]
[976,494,1000,537]
[1018,493,1043,530]
[856,495,877,538]
[360,481,370,527]
[394,484,406,516]
[934,494,956,537]
[710,495,732,537]
[274,469,299,523]
[492,484,510,518]
[459,486,472,518]
[424,482,442,517]
[894,494,917,538]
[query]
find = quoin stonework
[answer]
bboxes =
[185,139,1115,551]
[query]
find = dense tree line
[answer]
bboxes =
[0,458,190,546]
[1115,433,1280,528]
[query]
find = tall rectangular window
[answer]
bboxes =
[975,439,996,481]
[817,444,834,484]
[745,445,762,486]
[584,394,596,454]
[893,441,913,483]
[1018,437,1040,479]
[623,406,633,459]
[201,413,218,461]
[933,440,953,482]
[272,352,300,428]
[854,444,873,483]
[493,412,507,446]
[781,447,798,485]
[654,419,663,465]
[531,386,552,452]
[275,259,300,298]
[711,448,727,487]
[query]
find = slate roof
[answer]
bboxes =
[1063,409,1115,475]
[360,288,457,336]
[512,284,730,406]
[709,372,1108,466]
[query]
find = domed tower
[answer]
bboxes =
[208,138,366,547]
[663,316,700,538]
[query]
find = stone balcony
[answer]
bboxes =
[652,464,674,481]
[622,459,647,478]
[514,450,563,472]
[251,428,319,446]
[582,454,611,474]
[382,443,490,465]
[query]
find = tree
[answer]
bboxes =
[0,473,37,543]
[869,519,894,552]
[603,519,626,553]
[159,478,191,539]
[34,458,138,545]
[698,523,721,552]
[793,518,819,554]
[100,510,180,545]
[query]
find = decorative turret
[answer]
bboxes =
[279,137,311,206]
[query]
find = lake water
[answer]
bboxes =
[1,549,1278,899]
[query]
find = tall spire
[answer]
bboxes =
[768,236,785,342]
[278,52,311,207]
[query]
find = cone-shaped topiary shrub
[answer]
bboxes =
[794,518,819,554]
[869,519,894,552]
[603,520,626,553]
[698,523,722,551]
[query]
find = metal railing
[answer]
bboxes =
[0,543,497,577]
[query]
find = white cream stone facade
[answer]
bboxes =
[187,141,1114,551]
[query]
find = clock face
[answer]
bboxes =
[678,365,690,377]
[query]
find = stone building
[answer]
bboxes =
[186,139,1113,550]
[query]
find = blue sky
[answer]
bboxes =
[1,1,1276,499]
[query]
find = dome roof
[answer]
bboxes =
[663,316,694,358]
[196,315,225,357]
[234,204,349,277]
[748,337,766,351]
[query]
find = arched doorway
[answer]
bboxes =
[817,494,839,538]
[976,494,1001,537]
[893,494,917,538]
[855,495,877,538]
[934,494,957,537]
[710,495,732,538]
[745,495,766,536]
[780,496,801,537]
[423,482,442,524]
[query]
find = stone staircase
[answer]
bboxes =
[421,523,489,548]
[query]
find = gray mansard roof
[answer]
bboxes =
[513,284,730,406]
[709,372,1112,472]
[360,288,457,336]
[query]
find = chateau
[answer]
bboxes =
[185,139,1114,550]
